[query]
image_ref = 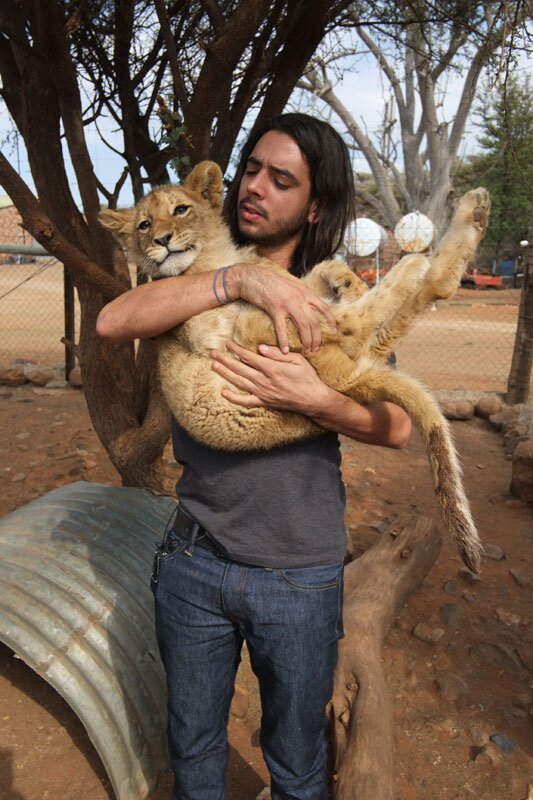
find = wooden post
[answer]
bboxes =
[330,515,442,799]
[506,224,533,404]
[63,265,75,379]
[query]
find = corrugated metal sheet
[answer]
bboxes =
[0,481,178,800]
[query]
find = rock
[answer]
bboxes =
[509,569,533,589]
[0,365,28,386]
[230,684,249,719]
[470,642,527,675]
[458,566,481,583]
[495,608,521,626]
[510,438,533,502]
[440,603,465,628]
[11,471,26,482]
[68,365,83,388]
[15,432,30,439]
[22,364,56,386]
[412,623,445,644]
[475,397,502,419]
[462,589,476,604]
[475,743,503,767]
[82,459,97,470]
[443,579,458,595]
[489,732,517,753]
[435,672,469,702]
[502,706,528,726]
[483,542,505,561]
[488,407,517,432]
[440,399,475,420]
[505,434,530,457]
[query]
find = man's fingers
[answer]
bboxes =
[312,298,338,332]
[221,389,264,408]
[211,358,258,393]
[272,314,290,354]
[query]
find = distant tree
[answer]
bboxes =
[296,1,529,234]
[473,74,533,263]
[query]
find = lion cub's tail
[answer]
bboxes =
[348,368,483,573]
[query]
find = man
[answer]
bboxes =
[97,113,411,800]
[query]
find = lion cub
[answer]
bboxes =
[99,162,490,573]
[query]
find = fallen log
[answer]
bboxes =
[331,515,442,800]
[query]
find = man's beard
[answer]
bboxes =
[238,202,311,247]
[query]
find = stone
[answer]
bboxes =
[510,439,533,502]
[513,692,532,708]
[495,608,521,626]
[475,397,502,419]
[440,399,475,420]
[440,603,465,628]
[68,365,83,388]
[483,542,505,561]
[489,732,517,753]
[412,623,445,644]
[0,365,28,386]
[462,589,476,603]
[488,407,517,432]
[467,724,491,747]
[443,579,458,595]
[22,364,56,386]
[434,672,469,702]
[470,642,527,675]
[475,743,503,767]
[505,434,530,457]
[83,459,97,470]
[458,566,481,583]
[11,472,26,482]
[45,379,69,389]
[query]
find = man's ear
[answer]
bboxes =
[307,200,320,224]
[185,161,223,209]
[98,208,137,242]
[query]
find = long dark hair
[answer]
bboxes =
[224,113,356,277]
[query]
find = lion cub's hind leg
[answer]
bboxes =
[425,187,490,301]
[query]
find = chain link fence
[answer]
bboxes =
[0,259,528,397]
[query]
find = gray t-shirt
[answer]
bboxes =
[171,419,347,568]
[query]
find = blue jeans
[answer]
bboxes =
[151,526,344,800]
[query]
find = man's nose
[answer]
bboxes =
[245,170,265,197]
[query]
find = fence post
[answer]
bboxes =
[506,227,533,404]
[64,266,75,379]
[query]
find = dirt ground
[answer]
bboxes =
[0,382,531,800]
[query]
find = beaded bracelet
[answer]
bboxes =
[213,266,233,305]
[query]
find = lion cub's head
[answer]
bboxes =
[98,161,224,277]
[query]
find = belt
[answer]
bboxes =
[172,505,220,554]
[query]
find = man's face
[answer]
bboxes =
[237,130,318,249]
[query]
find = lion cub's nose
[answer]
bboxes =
[154,231,172,247]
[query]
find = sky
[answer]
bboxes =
[0,42,530,210]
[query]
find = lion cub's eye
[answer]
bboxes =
[173,204,191,216]
[138,220,151,231]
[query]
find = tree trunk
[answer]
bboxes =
[330,515,442,799]
[506,227,533,404]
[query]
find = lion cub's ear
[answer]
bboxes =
[185,161,223,209]
[98,208,137,243]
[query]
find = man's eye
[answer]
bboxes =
[173,204,190,215]
[244,169,258,176]
[275,180,289,190]
[138,220,151,230]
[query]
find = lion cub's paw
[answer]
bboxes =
[327,269,368,303]
[453,188,491,236]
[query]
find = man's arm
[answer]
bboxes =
[211,343,412,450]
[96,264,337,351]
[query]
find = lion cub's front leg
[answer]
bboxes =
[303,259,368,303]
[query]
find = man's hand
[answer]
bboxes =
[210,341,331,413]
[227,264,337,354]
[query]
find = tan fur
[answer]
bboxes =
[99,162,490,573]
